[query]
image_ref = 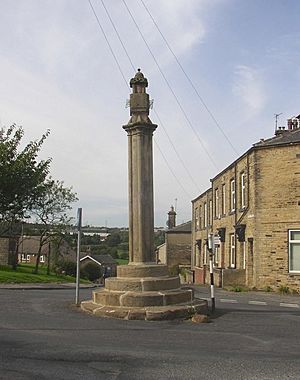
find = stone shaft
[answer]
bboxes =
[124,124,157,264]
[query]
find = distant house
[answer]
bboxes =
[18,236,49,264]
[80,254,117,277]
[157,206,192,271]
[18,236,76,265]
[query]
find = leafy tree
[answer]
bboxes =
[0,125,51,225]
[0,125,51,268]
[30,179,78,274]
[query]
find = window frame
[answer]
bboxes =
[289,229,300,273]
[230,179,236,212]
[215,188,220,218]
[209,200,212,226]
[204,202,207,228]
[195,207,199,231]
[241,172,246,209]
[222,184,226,215]
[230,233,236,268]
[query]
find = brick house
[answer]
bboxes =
[80,254,117,278]
[191,116,300,292]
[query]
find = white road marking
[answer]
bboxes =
[220,299,238,303]
[279,303,299,308]
[248,301,267,305]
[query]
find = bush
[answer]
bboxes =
[55,259,76,277]
[278,285,290,294]
[118,250,129,260]
[80,261,102,282]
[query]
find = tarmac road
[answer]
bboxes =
[0,287,300,380]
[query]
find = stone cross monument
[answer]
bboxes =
[81,70,207,320]
[123,69,156,265]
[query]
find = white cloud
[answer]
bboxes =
[232,65,267,113]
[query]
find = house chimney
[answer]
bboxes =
[287,116,300,130]
[167,205,176,229]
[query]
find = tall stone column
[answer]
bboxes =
[123,69,157,264]
[81,70,207,320]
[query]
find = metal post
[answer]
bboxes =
[75,208,82,306]
[209,253,215,313]
[208,233,215,313]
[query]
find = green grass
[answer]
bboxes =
[0,264,89,284]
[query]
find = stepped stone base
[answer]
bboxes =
[81,264,208,321]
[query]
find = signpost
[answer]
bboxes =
[75,208,82,306]
[207,233,220,313]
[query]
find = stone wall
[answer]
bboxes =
[191,142,300,293]
[254,145,300,292]
[0,238,9,265]
[165,232,191,268]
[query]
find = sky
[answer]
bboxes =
[0,0,300,227]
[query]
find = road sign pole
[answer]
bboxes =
[75,208,82,306]
[208,234,216,313]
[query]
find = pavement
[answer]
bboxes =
[0,282,99,290]
[191,284,300,310]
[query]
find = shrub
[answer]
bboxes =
[278,285,290,294]
[55,259,76,277]
[80,261,102,282]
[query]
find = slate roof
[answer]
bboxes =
[80,254,116,265]
[167,221,191,234]
[253,127,300,148]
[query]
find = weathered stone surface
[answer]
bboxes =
[93,290,123,306]
[117,264,168,278]
[80,299,208,321]
[105,276,180,292]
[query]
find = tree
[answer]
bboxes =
[0,125,51,225]
[0,125,51,268]
[30,179,78,274]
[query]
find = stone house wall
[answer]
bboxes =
[191,141,300,293]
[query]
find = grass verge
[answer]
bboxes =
[0,264,90,284]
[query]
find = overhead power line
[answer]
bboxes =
[87,0,194,199]
[122,0,218,170]
[98,0,201,193]
[140,0,239,156]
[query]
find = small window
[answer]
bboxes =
[204,244,208,265]
[40,255,45,263]
[209,200,212,225]
[204,202,207,228]
[215,245,220,266]
[230,179,236,212]
[195,207,199,231]
[289,230,300,273]
[241,172,246,209]
[222,184,226,215]
[215,189,220,218]
[230,234,236,268]
[199,205,202,229]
